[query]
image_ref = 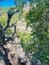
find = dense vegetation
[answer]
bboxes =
[0,0,49,64]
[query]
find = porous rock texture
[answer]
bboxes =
[4,34,27,65]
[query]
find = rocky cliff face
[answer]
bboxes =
[4,34,28,65]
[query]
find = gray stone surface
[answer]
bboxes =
[0,57,5,65]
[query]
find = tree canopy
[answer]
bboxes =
[26,0,49,64]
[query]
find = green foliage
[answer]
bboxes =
[10,13,20,25]
[26,0,49,64]
[17,30,31,52]
[5,28,13,36]
[26,5,43,27]
[14,0,22,6]
[14,0,23,11]
[0,13,8,27]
